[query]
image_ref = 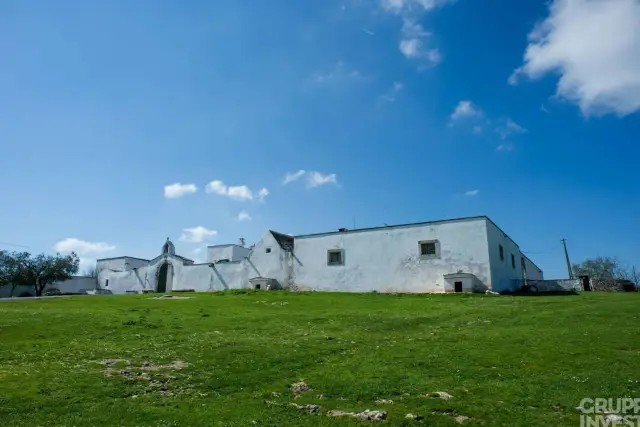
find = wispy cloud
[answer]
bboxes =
[496,143,514,152]
[450,100,483,122]
[283,170,306,184]
[205,180,268,202]
[464,189,479,196]
[164,183,197,199]
[378,81,404,103]
[312,61,360,84]
[54,238,116,255]
[495,118,527,140]
[282,170,339,188]
[179,226,217,243]
[360,27,375,36]
[382,0,454,67]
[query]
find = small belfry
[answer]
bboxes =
[162,237,176,256]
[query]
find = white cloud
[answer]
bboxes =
[282,171,339,188]
[399,24,441,66]
[283,170,306,184]
[237,211,252,222]
[54,238,116,255]
[163,183,197,199]
[226,185,253,201]
[509,0,640,116]
[379,82,404,103]
[307,171,338,188]
[205,180,228,196]
[464,189,479,196]
[257,188,269,202]
[495,118,527,140]
[450,100,483,121]
[205,179,267,202]
[472,125,483,134]
[179,226,217,243]
[382,0,453,13]
[383,1,453,66]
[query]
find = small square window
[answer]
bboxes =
[499,244,504,261]
[419,241,437,257]
[327,249,343,266]
[511,254,516,269]
[265,247,271,254]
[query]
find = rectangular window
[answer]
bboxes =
[419,241,437,258]
[511,254,516,269]
[499,244,504,261]
[265,247,271,254]
[327,249,343,266]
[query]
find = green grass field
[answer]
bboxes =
[0,291,638,426]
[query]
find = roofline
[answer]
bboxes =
[293,215,488,239]
[520,252,543,273]
[96,256,150,262]
[483,217,520,249]
[206,244,245,248]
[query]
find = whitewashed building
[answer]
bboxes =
[90,216,542,295]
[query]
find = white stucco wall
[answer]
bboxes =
[485,220,527,292]
[207,245,249,263]
[521,253,543,280]
[245,231,292,288]
[292,218,491,293]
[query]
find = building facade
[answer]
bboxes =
[90,216,542,295]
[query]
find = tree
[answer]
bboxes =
[572,256,635,291]
[1,251,80,296]
[82,267,97,277]
[0,250,21,296]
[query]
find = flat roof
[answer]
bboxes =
[294,215,488,239]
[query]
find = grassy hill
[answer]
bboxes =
[0,291,637,426]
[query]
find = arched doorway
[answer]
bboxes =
[157,263,173,293]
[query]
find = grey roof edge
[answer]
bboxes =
[520,252,543,273]
[269,230,294,251]
[293,215,489,239]
[96,256,150,262]
[206,243,245,248]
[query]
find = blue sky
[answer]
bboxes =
[1,0,638,278]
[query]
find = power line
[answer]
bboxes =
[0,241,29,249]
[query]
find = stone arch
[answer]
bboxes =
[155,261,175,293]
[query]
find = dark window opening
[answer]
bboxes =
[454,281,463,293]
[105,280,109,287]
[420,241,437,257]
[265,248,271,254]
[511,254,516,269]
[328,250,343,266]
[255,284,261,290]
[499,245,504,261]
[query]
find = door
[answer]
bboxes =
[157,263,168,293]
[454,281,463,293]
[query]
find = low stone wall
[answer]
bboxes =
[526,279,583,292]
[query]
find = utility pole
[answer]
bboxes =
[561,238,573,279]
